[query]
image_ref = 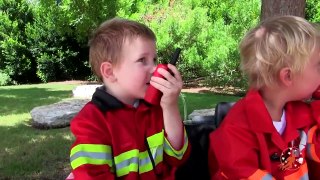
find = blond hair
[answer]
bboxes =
[88,17,156,81]
[240,15,320,89]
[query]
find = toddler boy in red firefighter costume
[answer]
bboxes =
[208,15,320,179]
[69,17,190,179]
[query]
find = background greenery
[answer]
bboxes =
[1,0,319,87]
[1,1,317,179]
[0,83,240,179]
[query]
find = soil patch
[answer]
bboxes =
[48,81,245,96]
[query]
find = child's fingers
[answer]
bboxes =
[150,76,173,89]
[167,64,182,82]
[156,65,182,88]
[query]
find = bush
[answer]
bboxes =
[0,71,11,86]
[119,0,260,89]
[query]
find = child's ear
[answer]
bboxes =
[279,67,292,86]
[100,61,116,82]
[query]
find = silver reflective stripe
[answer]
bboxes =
[150,145,164,164]
[300,173,309,180]
[113,145,165,176]
[116,157,139,170]
[139,155,150,166]
[262,174,273,180]
[299,130,307,151]
[70,151,112,162]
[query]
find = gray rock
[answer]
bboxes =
[184,108,215,125]
[188,108,215,120]
[30,99,89,129]
[72,84,102,98]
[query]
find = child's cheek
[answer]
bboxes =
[312,86,320,99]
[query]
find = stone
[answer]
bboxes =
[184,108,215,125]
[72,84,102,98]
[188,108,215,120]
[30,99,89,129]
[31,83,217,129]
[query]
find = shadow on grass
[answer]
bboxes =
[0,122,73,180]
[0,87,73,116]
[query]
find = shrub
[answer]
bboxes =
[0,71,11,86]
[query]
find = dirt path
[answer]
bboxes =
[50,80,244,95]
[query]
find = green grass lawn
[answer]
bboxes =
[0,83,241,179]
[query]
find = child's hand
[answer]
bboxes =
[149,64,183,108]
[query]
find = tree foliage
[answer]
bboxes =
[118,0,260,87]
[306,0,320,22]
[0,0,319,87]
[0,0,37,84]
[26,0,88,82]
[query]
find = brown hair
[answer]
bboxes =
[240,15,320,89]
[88,17,156,81]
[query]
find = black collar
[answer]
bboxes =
[91,86,124,112]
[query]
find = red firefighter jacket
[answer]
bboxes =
[70,86,190,180]
[209,90,320,180]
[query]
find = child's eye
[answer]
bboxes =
[137,58,146,64]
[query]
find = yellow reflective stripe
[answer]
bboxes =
[248,169,275,180]
[114,144,164,176]
[147,130,164,147]
[150,145,164,165]
[70,144,112,156]
[117,163,138,177]
[164,128,188,160]
[70,144,113,169]
[306,125,320,162]
[114,149,155,176]
[139,163,153,174]
[307,125,317,143]
[146,130,164,164]
[139,150,149,159]
[140,147,164,173]
[114,149,139,164]
[139,151,154,174]
[114,149,139,177]
[113,130,166,177]
[71,157,113,170]
[154,149,163,165]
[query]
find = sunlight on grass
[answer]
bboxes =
[4,147,14,155]
[63,133,74,140]
[0,113,31,126]
[1,94,16,98]
[0,83,78,179]
[29,135,48,143]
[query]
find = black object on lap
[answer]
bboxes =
[175,102,235,180]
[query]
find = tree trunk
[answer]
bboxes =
[260,0,306,21]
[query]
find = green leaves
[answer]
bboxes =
[306,0,320,22]
[0,0,318,89]
[119,0,260,87]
